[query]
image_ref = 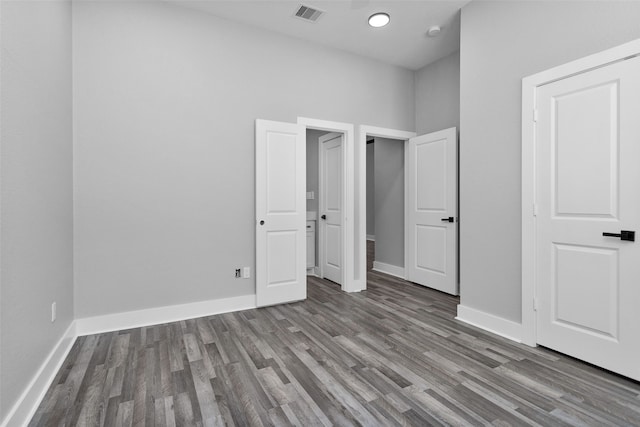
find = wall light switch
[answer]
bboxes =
[306,191,314,200]
[243,267,251,278]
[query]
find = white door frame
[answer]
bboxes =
[298,117,357,292]
[357,125,416,290]
[521,38,640,347]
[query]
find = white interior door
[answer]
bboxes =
[535,56,640,380]
[255,119,306,307]
[406,128,457,295]
[319,132,343,285]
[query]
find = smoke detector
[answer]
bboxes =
[427,26,442,37]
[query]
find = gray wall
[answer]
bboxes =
[366,143,375,237]
[305,129,326,214]
[460,0,640,322]
[0,0,74,419]
[415,51,460,135]
[373,138,404,268]
[72,1,414,318]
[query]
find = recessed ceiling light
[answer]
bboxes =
[368,13,390,28]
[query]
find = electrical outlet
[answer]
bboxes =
[51,302,56,323]
[235,268,241,278]
[243,267,251,278]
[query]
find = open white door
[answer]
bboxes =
[535,56,640,380]
[256,119,306,307]
[406,128,458,295]
[318,132,343,285]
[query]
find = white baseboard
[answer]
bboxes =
[366,234,375,241]
[306,266,319,277]
[76,294,257,336]
[372,261,405,279]
[0,322,77,427]
[456,304,522,343]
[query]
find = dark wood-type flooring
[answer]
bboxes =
[31,270,640,426]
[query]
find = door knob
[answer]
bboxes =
[321,215,326,220]
[441,217,454,223]
[603,230,635,241]
[259,220,265,225]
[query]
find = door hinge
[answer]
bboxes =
[533,109,539,122]
[533,298,538,311]
[533,203,538,217]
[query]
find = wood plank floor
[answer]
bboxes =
[31,272,640,426]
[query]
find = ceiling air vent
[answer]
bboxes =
[294,4,324,23]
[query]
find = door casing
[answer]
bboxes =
[521,38,640,347]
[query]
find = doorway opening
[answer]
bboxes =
[366,136,407,279]
[299,117,356,293]
[306,129,345,286]
[358,125,458,295]
[358,126,414,290]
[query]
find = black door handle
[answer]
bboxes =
[321,215,326,220]
[603,230,635,241]
[259,220,264,225]
[441,217,454,223]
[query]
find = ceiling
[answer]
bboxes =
[167,0,471,70]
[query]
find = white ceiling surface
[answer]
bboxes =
[167,0,470,70]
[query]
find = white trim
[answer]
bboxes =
[456,305,523,343]
[366,234,375,241]
[521,38,640,348]
[298,117,356,292]
[404,139,410,283]
[521,73,537,347]
[75,294,256,336]
[0,322,77,427]
[358,126,416,291]
[372,261,405,279]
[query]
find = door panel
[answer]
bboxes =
[553,244,618,338]
[266,137,298,213]
[407,128,457,295]
[256,119,306,307]
[554,82,618,217]
[319,133,343,285]
[416,139,447,210]
[416,225,446,274]
[536,56,640,380]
